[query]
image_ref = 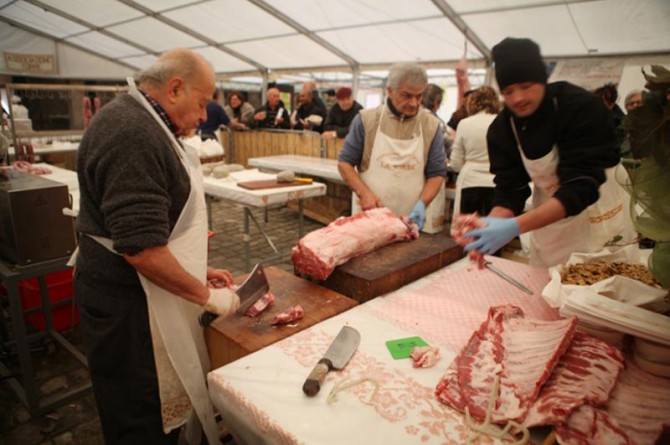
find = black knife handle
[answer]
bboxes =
[303,361,330,396]
[199,311,218,328]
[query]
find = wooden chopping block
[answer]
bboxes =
[205,266,357,370]
[319,233,463,303]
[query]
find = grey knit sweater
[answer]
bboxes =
[75,93,190,289]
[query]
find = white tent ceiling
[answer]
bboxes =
[0,0,669,79]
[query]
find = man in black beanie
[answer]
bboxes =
[460,37,636,267]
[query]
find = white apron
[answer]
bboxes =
[352,107,446,232]
[72,79,221,445]
[511,117,636,267]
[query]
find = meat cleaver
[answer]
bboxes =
[198,263,270,327]
[302,326,361,396]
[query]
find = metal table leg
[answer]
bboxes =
[0,258,92,416]
[243,207,250,272]
[206,195,214,230]
[2,276,39,412]
[244,207,281,272]
[298,199,304,238]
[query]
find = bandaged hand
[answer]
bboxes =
[463,217,520,255]
[408,200,427,230]
[203,287,240,316]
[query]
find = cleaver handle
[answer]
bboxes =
[302,360,331,396]
[198,311,218,328]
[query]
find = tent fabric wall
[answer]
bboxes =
[0,22,136,79]
[1,0,668,80]
[56,44,137,80]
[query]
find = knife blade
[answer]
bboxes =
[484,261,533,295]
[303,326,360,397]
[198,263,270,327]
[234,263,270,315]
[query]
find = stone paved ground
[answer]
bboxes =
[0,198,325,445]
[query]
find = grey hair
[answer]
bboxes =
[624,89,643,107]
[138,49,212,87]
[422,83,444,109]
[387,62,428,89]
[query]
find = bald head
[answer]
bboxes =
[137,48,216,133]
[267,87,281,107]
[139,48,214,88]
[303,82,317,94]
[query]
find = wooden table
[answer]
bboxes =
[248,155,351,224]
[318,233,464,303]
[203,169,327,270]
[205,266,357,369]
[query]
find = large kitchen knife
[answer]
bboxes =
[302,326,360,396]
[198,263,270,327]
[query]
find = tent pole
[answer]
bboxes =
[352,65,361,100]
[261,70,269,105]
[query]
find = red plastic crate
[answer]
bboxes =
[18,269,79,332]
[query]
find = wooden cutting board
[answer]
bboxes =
[205,266,357,369]
[316,233,463,303]
[237,179,310,190]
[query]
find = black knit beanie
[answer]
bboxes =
[492,37,547,90]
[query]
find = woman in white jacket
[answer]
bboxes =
[450,86,500,215]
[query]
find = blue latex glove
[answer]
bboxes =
[463,217,520,255]
[408,200,427,230]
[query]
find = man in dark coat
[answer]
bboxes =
[322,87,363,140]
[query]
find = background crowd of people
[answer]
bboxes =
[196,82,363,141]
[197,57,646,237]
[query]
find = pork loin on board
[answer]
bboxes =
[435,305,577,423]
[291,207,419,280]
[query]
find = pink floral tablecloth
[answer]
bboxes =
[208,257,554,445]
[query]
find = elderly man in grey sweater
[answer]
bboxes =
[75,49,238,445]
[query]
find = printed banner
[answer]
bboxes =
[549,59,624,91]
[3,52,57,75]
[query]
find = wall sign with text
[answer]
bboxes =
[3,52,57,75]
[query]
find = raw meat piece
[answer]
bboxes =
[605,361,670,444]
[291,207,419,280]
[245,291,275,317]
[523,332,624,428]
[410,346,440,368]
[451,213,487,268]
[11,160,51,175]
[435,305,577,423]
[555,405,632,445]
[83,96,92,128]
[434,367,464,408]
[450,213,485,246]
[271,305,304,325]
[207,279,227,289]
[556,359,670,445]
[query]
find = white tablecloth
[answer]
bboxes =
[34,163,80,212]
[208,257,554,444]
[203,168,327,208]
[8,142,79,156]
[39,163,79,191]
[248,155,343,183]
[248,155,456,201]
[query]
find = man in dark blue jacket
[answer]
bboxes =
[197,90,229,141]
